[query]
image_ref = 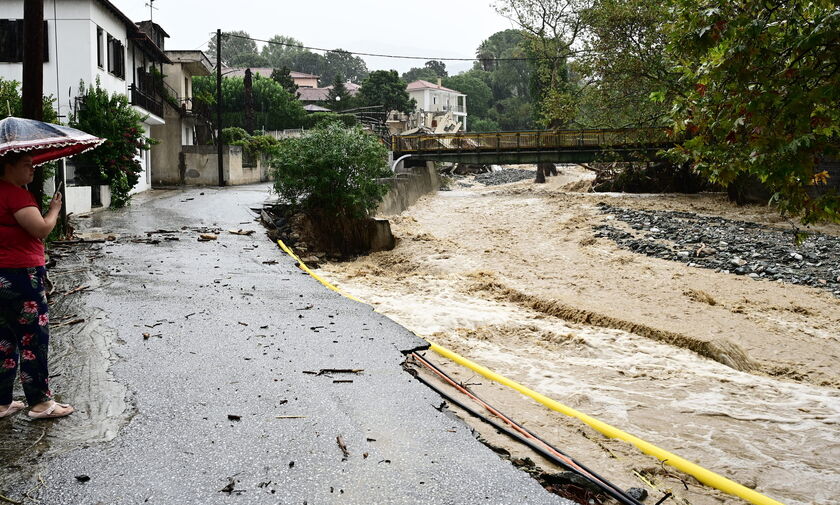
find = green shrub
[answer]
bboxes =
[301,112,357,129]
[270,123,390,218]
[69,79,155,208]
[221,127,250,144]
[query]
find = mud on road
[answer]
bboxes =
[317,166,840,505]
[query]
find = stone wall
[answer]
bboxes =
[375,162,439,216]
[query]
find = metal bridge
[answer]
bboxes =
[391,128,674,164]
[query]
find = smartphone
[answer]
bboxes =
[54,181,65,195]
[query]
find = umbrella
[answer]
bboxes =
[0,116,105,166]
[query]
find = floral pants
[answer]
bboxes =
[0,267,52,406]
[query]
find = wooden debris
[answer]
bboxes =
[198,234,218,242]
[275,415,306,419]
[336,435,349,461]
[54,318,84,328]
[63,285,89,296]
[228,229,255,236]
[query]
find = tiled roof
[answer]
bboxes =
[406,79,461,93]
[222,68,320,80]
[297,87,330,102]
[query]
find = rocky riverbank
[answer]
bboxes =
[593,203,840,296]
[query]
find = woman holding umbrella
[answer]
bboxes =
[0,116,103,419]
[0,151,73,419]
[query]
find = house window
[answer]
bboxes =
[106,34,125,79]
[96,26,103,68]
[0,19,49,63]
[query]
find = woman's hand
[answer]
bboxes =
[48,191,62,215]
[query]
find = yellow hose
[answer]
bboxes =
[276,239,363,302]
[273,239,784,505]
[429,343,785,505]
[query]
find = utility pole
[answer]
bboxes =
[216,29,225,186]
[22,0,45,206]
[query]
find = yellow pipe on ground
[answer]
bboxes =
[276,239,364,303]
[429,342,785,505]
[273,239,784,505]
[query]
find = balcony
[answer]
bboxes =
[443,104,466,114]
[129,84,164,118]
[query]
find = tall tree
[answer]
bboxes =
[260,35,306,69]
[666,0,840,224]
[321,49,369,86]
[327,73,351,112]
[206,30,259,67]
[271,66,299,96]
[442,73,493,119]
[574,0,675,128]
[401,66,439,83]
[402,60,448,83]
[194,75,306,131]
[358,70,416,114]
[424,60,448,78]
[494,0,585,126]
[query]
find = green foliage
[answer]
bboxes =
[321,49,368,86]
[261,35,307,69]
[0,78,58,122]
[666,0,840,224]
[470,117,502,132]
[194,75,306,131]
[270,123,390,218]
[358,70,416,114]
[443,73,493,121]
[402,60,448,83]
[69,79,154,208]
[326,74,352,111]
[221,127,250,144]
[222,127,280,157]
[207,30,259,66]
[574,0,675,128]
[271,67,299,96]
[229,53,270,68]
[300,112,357,129]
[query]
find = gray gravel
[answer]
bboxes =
[593,203,840,296]
[474,169,536,186]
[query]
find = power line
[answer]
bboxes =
[224,33,559,62]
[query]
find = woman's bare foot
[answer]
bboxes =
[28,400,74,419]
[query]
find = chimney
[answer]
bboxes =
[436,78,442,87]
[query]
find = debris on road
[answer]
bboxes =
[228,229,255,236]
[197,234,218,242]
[63,285,89,296]
[337,435,349,461]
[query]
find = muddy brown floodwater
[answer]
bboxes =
[317,165,840,505]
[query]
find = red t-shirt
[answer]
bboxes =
[0,181,45,268]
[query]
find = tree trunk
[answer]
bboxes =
[244,68,255,134]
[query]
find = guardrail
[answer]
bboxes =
[393,128,671,153]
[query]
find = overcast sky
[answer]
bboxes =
[109,0,517,76]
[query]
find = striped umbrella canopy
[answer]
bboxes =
[0,116,105,166]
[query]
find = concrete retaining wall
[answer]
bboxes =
[376,162,439,216]
[180,145,269,186]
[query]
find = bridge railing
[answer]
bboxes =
[392,128,671,153]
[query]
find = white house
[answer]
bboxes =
[406,79,467,130]
[0,0,171,208]
[149,49,214,185]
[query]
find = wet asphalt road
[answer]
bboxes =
[1,184,569,504]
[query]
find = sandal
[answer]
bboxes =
[28,401,74,419]
[0,401,25,418]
